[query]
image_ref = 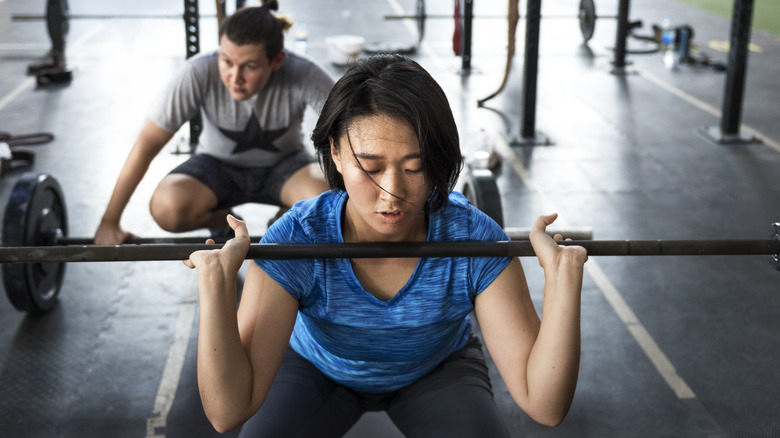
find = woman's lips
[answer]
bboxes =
[378,211,404,224]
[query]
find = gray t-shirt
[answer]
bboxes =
[148,49,334,167]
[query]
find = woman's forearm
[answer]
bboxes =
[524,257,584,426]
[195,269,256,432]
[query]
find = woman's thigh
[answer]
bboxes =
[386,336,511,438]
[238,348,365,438]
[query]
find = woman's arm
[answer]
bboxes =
[475,213,587,426]
[185,216,299,432]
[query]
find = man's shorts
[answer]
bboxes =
[169,150,315,210]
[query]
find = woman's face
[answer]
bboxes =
[331,114,432,242]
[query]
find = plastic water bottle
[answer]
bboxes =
[294,21,309,52]
[661,18,678,69]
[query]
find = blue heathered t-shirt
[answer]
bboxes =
[255,190,511,393]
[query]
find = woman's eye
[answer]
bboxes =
[405,168,423,173]
[364,169,381,175]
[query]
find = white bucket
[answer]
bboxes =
[324,35,365,66]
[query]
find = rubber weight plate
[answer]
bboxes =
[579,0,596,42]
[2,172,68,312]
[462,168,504,228]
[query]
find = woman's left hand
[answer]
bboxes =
[528,213,588,273]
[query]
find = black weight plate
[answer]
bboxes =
[462,168,504,228]
[579,0,596,42]
[2,172,68,312]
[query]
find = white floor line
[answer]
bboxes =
[638,68,780,154]
[0,78,36,112]
[146,273,199,438]
[492,132,697,400]
[0,25,103,112]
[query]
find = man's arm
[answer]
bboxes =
[94,119,174,245]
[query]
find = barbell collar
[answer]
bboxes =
[0,239,777,264]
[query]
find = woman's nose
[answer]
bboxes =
[378,169,404,199]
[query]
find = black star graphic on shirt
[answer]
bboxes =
[219,113,288,154]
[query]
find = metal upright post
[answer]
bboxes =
[184,0,202,150]
[698,0,761,145]
[460,0,474,72]
[611,0,631,74]
[513,0,551,146]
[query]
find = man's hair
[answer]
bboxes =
[312,55,463,213]
[219,1,292,60]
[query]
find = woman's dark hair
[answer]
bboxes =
[219,1,292,61]
[312,55,463,213]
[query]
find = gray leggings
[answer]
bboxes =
[237,334,511,438]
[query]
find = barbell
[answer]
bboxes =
[0,173,777,313]
[0,172,588,313]
[385,0,616,43]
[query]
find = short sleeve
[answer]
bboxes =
[300,59,335,113]
[146,55,207,133]
[254,210,315,300]
[468,206,512,296]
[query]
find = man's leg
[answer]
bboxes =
[149,174,228,232]
[279,162,329,207]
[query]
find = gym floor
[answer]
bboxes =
[1,0,779,437]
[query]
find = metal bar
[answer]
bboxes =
[384,14,617,20]
[13,13,217,20]
[385,14,505,20]
[56,228,593,245]
[58,236,252,245]
[0,240,776,263]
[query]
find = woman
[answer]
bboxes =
[185,55,588,437]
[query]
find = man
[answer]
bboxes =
[95,3,334,244]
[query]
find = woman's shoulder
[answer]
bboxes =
[431,192,506,242]
[267,190,344,243]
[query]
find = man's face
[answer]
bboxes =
[217,36,284,101]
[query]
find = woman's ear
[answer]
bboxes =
[330,136,342,173]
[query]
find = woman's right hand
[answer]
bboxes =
[183,214,251,280]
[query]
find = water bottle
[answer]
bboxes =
[294,21,309,52]
[661,18,678,69]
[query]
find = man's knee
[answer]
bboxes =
[150,189,190,232]
[280,164,329,206]
[150,176,217,232]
